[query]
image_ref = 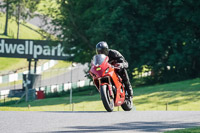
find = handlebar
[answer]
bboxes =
[111,65,121,70]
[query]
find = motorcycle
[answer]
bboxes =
[89,54,133,112]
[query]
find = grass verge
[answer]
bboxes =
[0,78,200,111]
[134,78,200,111]
[0,12,44,39]
[164,127,200,133]
[0,58,28,72]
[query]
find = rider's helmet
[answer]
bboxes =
[96,41,109,56]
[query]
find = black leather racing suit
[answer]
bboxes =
[108,49,133,97]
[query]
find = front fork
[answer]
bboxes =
[98,76,114,99]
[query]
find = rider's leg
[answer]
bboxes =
[118,68,133,97]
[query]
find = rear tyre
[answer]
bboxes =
[100,85,114,112]
[121,96,133,111]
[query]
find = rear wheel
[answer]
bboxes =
[121,96,133,111]
[100,85,114,112]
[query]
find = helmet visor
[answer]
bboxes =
[96,48,108,55]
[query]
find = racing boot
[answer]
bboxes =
[124,81,133,98]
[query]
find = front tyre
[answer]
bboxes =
[121,96,133,111]
[100,85,114,112]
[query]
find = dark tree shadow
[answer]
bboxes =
[48,121,200,133]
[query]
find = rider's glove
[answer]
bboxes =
[114,63,124,69]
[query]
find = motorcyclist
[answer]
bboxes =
[96,41,133,98]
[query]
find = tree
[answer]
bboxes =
[50,0,200,84]
[0,0,40,37]
[1,0,9,36]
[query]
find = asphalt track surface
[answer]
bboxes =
[1,111,200,133]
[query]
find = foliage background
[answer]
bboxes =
[50,0,200,84]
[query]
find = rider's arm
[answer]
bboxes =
[109,49,128,68]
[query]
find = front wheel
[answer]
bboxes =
[121,96,133,111]
[100,85,114,112]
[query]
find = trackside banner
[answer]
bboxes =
[0,38,68,60]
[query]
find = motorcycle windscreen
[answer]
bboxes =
[92,54,107,66]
